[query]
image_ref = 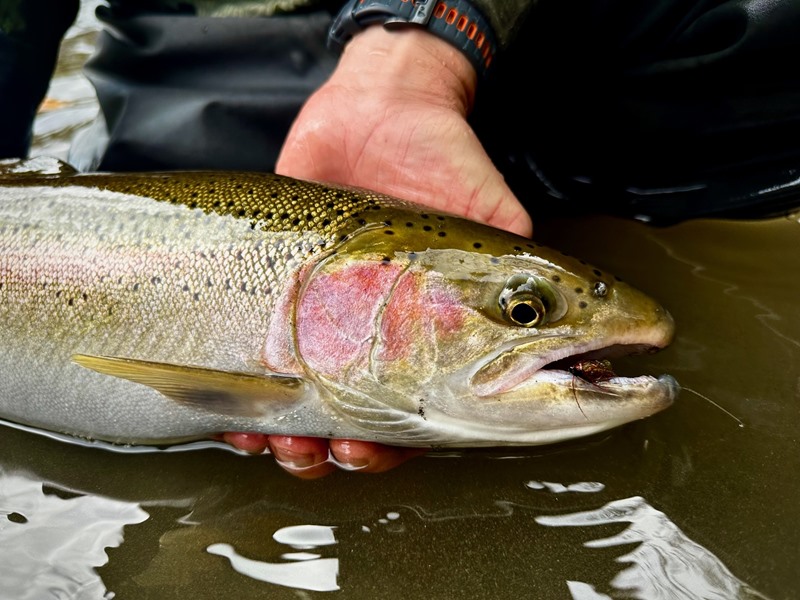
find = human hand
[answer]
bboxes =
[249,26,532,478]
[276,26,532,237]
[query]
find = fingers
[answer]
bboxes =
[220,432,270,453]
[220,433,427,479]
[328,439,428,474]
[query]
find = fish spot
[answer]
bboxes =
[575,287,584,294]
[438,231,447,237]
[593,269,603,277]
[473,242,483,249]
[552,275,561,282]
[67,298,74,306]
[151,276,161,285]
[406,222,414,227]
[579,301,588,309]
[436,215,445,221]
[292,218,301,226]
[132,283,140,292]
[513,245,522,251]
[423,225,433,232]
[384,230,395,235]
[6,512,26,524]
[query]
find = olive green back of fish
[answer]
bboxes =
[1,159,607,283]
[3,164,547,259]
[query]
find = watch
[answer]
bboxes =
[328,0,497,80]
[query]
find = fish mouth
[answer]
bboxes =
[470,337,675,398]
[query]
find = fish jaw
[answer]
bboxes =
[424,370,679,447]
[418,335,679,447]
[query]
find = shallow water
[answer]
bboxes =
[5,3,799,599]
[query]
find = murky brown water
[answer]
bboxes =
[3,2,799,599]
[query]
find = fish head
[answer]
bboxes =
[294,210,678,447]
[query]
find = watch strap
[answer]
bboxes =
[329,0,497,80]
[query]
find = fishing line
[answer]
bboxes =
[681,387,744,427]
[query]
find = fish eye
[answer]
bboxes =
[498,274,562,328]
[506,295,546,327]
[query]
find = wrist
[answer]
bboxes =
[332,26,477,116]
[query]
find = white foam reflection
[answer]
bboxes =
[536,496,771,600]
[0,471,148,600]
[272,524,337,549]
[207,524,339,592]
[525,480,605,493]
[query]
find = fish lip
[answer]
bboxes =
[469,336,671,398]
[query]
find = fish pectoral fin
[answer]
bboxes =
[72,354,306,418]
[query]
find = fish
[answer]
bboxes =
[0,157,679,448]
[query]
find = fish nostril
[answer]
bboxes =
[593,282,608,297]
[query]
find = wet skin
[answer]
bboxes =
[222,434,426,479]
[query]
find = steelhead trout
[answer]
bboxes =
[0,158,678,448]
